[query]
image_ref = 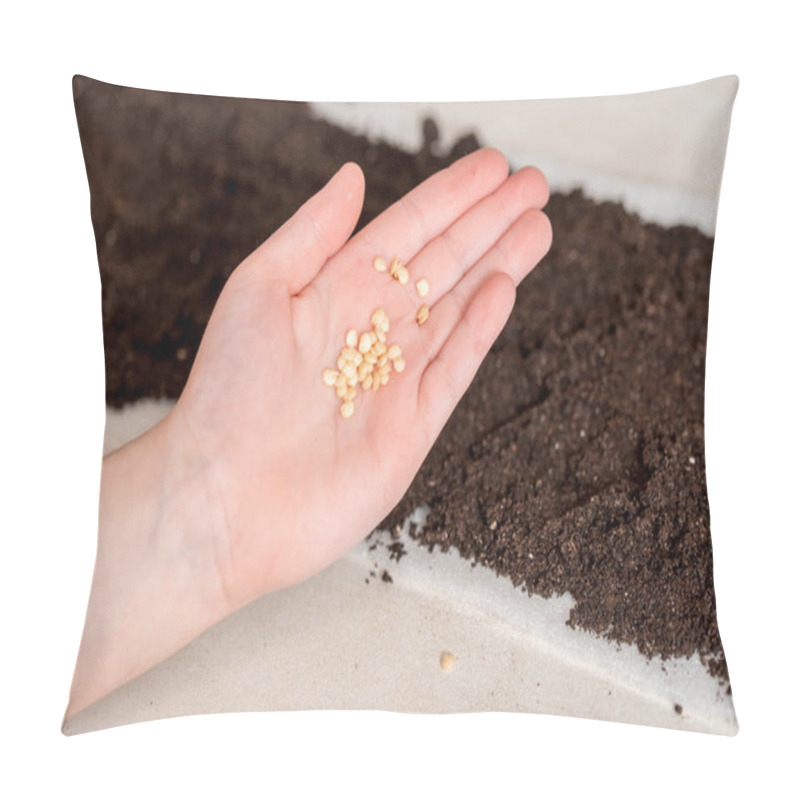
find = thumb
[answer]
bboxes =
[242,162,365,295]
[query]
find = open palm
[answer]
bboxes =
[170,148,552,610]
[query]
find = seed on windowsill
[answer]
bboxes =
[440,652,456,673]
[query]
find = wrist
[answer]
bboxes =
[66,411,233,716]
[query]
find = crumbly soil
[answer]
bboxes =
[73,76,730,687]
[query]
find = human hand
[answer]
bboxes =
[171,148,551,607]
[66,149,551,717]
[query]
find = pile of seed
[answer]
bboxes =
[322,307,405,418]
[322,255,434,419]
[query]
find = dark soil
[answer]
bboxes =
[73,76,729,688]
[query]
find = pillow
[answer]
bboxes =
[64,75,738,735]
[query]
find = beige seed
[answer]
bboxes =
[389,258,402,278]
[342,347,360,362]
[344,386,356,402]
[387,344,402,360]
[363,375,373,390]
[416,278,430,298]
[373,256,387,273]
[357,362,370,382]
[393,357,406,373]
[335,383,348,398]
[397,266,409,286]
[340,401,355,419]
[345,328,358,348]
[376,329,387,344]
[440,652,456,673]
[380,373,390,386]
[337,355,347,370]
[358,333,372,354]
[416,304,430,325]
[378,354,388,368]
[374,341,387,356]
[322,368,338,386]
[370,308,387,328]
[364,351,378,365]
[342,362,356,380]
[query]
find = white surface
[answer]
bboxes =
[64,502,736,735]
[6,3,798,798]
[312,77,736,234]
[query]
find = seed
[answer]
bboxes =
[337,355,347,370]
[344,385,356,401]
[322,368,338,386]
[374,341,387,356]
[440,652,456,673]
[341,347,360,362]
[373,256,387,273]
[357,362,370,382]
[342,362,357,380]
[345,328,358,348]
[378,354,388,368]
[387,344,402,360]
[364,351,378,365]
[335,383,347,398]
[393,357,405,373]
[416,278,429,298]
[376,329,386,344]
[416,304,430,325]
[340,401,355,419]
[380,373,389,386]
[371,308,387,328]
[397,266,409,285]
[358,333,372,353]
[389,258,402,278]
[363,375,373,390]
